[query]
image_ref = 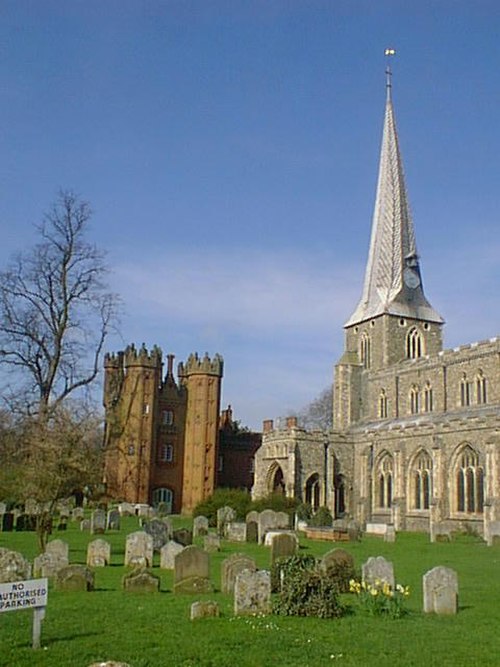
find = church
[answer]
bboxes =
[252,70,500,538]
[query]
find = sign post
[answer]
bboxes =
[0,578,48,649]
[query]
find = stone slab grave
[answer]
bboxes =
[0,550,32,583]
[144,518,170,552]
[160,541,184,569]
[55,565,94,592]
[90,509,106,535]
[125,531,153,568]
[270,532,298,564]
[217,506,237,537]
[122,568,160,593]
[107,509,121,531]
[221,553,256,594]
[362,556,395,589]
[174,545,213,594]
[87,539,111,567]
[423,566,458,614]
[225,522,247,542]
[190,600,220,620]
[234,569,271,616]
[193,515,209,538]
[204,533,221,553]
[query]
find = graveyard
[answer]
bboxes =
[1,510,500,667]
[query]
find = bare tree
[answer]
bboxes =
[0,191,118,417]
[299,386,333,431]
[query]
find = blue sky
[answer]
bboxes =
[1,1,499,429]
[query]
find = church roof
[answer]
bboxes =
[345,72,444,328]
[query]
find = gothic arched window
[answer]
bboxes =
[423,382,433,412]
[460,374,472,407]
[476,371,487,404]
[379,389,388,419]
[406,327,424,359]
[455,445,484,513]
[409,385,420,415]
[360,332,371,369]
[377,454,393,509]
[411,450,432,510]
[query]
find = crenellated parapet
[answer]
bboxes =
[122,342,163,369]
[178,352,224,378]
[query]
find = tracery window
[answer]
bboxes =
[455,445,484,513]
[409,385,420,415]
[360,332,371,369]
[412,450,432,510]
[423,382,433,412]
[379,389,388,419]
[460,375,472,407]
[406,327,424,359]
[476,371,487,404]
[377,454,393,509]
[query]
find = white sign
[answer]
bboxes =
[0,578,48,613]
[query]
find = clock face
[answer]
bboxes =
[403,268,420,289]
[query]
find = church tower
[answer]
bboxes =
[334,63,444,429]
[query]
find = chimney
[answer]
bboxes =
[286,416,298,429]
[262,419,274,433]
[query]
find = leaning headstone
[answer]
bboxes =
[46,539,69,562]
[87,539,111,567]
[173,528,193,547]
[160,541,184,569]
[193,516,209,538]
[80,519,91,532]
[226,522,247,542]
[190,601,220,620]
[174,546,213,594]
[234,569,271,616]
[203,533,221,553]
[91,509,106,535]
[0,550,32,583]
[107,509,121,531]
[125,531,153,568]
[55,565,94,592]
[217,506,237,537]
[144,519,170,552]
[122,568,160,593]
[423,566,458,615]
[270,533,298,564]
[221,553,257,594]
[362,556,395,589]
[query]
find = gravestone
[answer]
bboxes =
[156,502,170,518]
[15,514,36,531]
[24,498,39,515]
[362,556,395,589]
[270,532,298,564]
[161,516,173,537]
[275,511,290,529]
[160,541,184,569]
[57,519,68,531]
[55,565,94,592]
[174,546,213,594]
[234,569,271,616]
[0,502,6,515]
[193,516,209,538]
[226,522,247,542]
[264,530,297,546]
[245,511,259,543]
[217,506,237,537]
[87,539,111,567]
[173,528,192,547]
[33,552,67,578]
[72,507,85,522]
[190,601,220,620]
[118,502,135,516]
[258,509,281,544]
[46,539,69,562]
[125,531,153,568]
[321,548,354,574]
[0,550,32,583]
[107,509,121,531]
[384,525,396,543]
[80,519,91,532]
[91,509,106,534]
[144,519,170,552]
[122,568,160,593]
[2,513,14,532]
[423,566,458,615]
[203,533,221,553]
[221,553,257,594]
[347,520,362,541]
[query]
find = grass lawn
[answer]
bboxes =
[1,517,499,667]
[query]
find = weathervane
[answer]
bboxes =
[385,48,396,98]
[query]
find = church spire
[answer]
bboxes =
[345,58,443,328]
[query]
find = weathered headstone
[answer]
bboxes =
[55,565,94,592]
[190,600,220,620]
[46,539,69,562]
[15,514,36,532]
[264,530,297,546]
[173,528,193,547]
[90,509,106,535]
[245,511,259,543]
[217,506,237,537]
[321,548,354,574]
[270,532,298,564]
[234,569,271,616]
[160,541,184,569]
[221,553,257,594]
[107,509,121,531]
[33,552,67,578]
[193,516,209,538]
[72,507,85,522]
[87,539,111,567]
[122,568,160,593]
[174,546,213,594]
[118,502,135,516]
[80,519,91,532]
[347,519,362,541]
[156,501,170,518]
[275,511,290,529]
[125,531,153,568]
[0,550,32,583]
[226,522,247,542]
[362,556,395,589]
[144,519,170,552]
[423,566,458,615]
[203,533,221,553]
[258,509,282,544]
[2,513,14,532]
[0,502,6,515]
[24,498,39,515]
[384,525,396,543]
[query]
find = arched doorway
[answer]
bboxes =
[267,463,286,495]
[305,473,321,510]
[334,473,346,517]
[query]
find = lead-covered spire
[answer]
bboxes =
[345,64,443,327]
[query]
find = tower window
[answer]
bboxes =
[162,410,174,426]
[476,372,487,404]
[460,375,472,407]
[360,332,371,369]
[424,383,433,412]
[158,443,173,463]
[406,327,424,359]
[409,385,420,414]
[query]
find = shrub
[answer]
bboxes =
[273,555,346,619]
[295,502,312,521]
[308,505,333,527]
[321,556,357,593]
[193,488,252,526]
[271,553,316,593]
[250,493,299,516]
